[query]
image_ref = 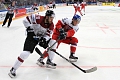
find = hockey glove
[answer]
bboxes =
[26,26,35,37]
[59,28,65,33]
[39,37,50,49]
[59,28,67,40]
[26,26,34,33]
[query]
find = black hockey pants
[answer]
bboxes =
[3,12,14,27]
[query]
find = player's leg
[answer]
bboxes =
[36,39,62,66]
[74,8,77,15]
[78,8,83,16]
[83,7,85,15]
[2,13,9,27]
[62,37,78,62]
[8,51,31,78]
[37,39,58,68]
[46,39,58,68]
[7,13,14,27]
[36,50,48,66]
[8,39,38,78]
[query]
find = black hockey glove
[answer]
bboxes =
[26,26,35,37]
[59,28,65,33]
[26,26,34,33]
[39,37,50,49]
[59,28,67,40]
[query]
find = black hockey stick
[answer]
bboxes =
[35,47,43,57]
[35,38,59,57]
[35,40,58,57]
[35,37,97,73]
[51,49,97,73]
[35,42,97,73]
[47,41,58,51]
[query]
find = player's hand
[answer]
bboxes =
[59,28,67,40]
[39,37,50,49]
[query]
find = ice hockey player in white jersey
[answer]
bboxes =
[36,14,81,69]
[8,10,55,78]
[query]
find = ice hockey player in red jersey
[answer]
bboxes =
[8,10,55,78]
[32,2,38,11]
[80,2,86,15]
[47,1,53,9]
[36,14,81,69]
[73,2,83,16]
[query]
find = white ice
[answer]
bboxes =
[0,6,120,80]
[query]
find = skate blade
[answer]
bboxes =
[36,61,44,67]
[46,64,56,69]
[8,73,15,78]
[69,59,78,62]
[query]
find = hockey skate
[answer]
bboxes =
[7,26,10,28]
[46,59,57,69]
[69,54,78,62]
[2,25,4,27]
[8,67,16,78]
[36,57,45,67]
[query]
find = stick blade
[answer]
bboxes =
[84,66,97,73]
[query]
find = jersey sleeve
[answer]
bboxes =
[23,14,40,28]
[23,16,32,28]
[55,18,70,30]
[64,18,79,37]
[55,20,64,30]
[66,29,75,37]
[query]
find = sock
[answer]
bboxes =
[13,58,23,70]
[43,51,48,59]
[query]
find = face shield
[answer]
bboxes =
[50,13,55,18]
[76,18,81,24]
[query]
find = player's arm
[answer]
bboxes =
[66,29,75,37]
[56,17,71,29]
[23,13,37,28]
[58,27,75,40]
[62,18,76,37]
[55,20,64,30]
[23,16,32,28]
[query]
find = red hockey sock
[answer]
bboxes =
[43,51,48,59]
[70,46,76,53]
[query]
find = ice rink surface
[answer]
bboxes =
[0,6,120,80]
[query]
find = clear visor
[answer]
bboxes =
[76,18,81,24]
[77,18,81,22]
[51,14,55,18]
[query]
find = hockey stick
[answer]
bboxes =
[47,41,58,51]
[35,47,97,73]
[50,49,97,73]
[35,39,59,57]
[35,41,58,57]
[35,47,43,57]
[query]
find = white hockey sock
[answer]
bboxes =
[13,60,22,70]
[47,50,55,61]
[12,51,31,70]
